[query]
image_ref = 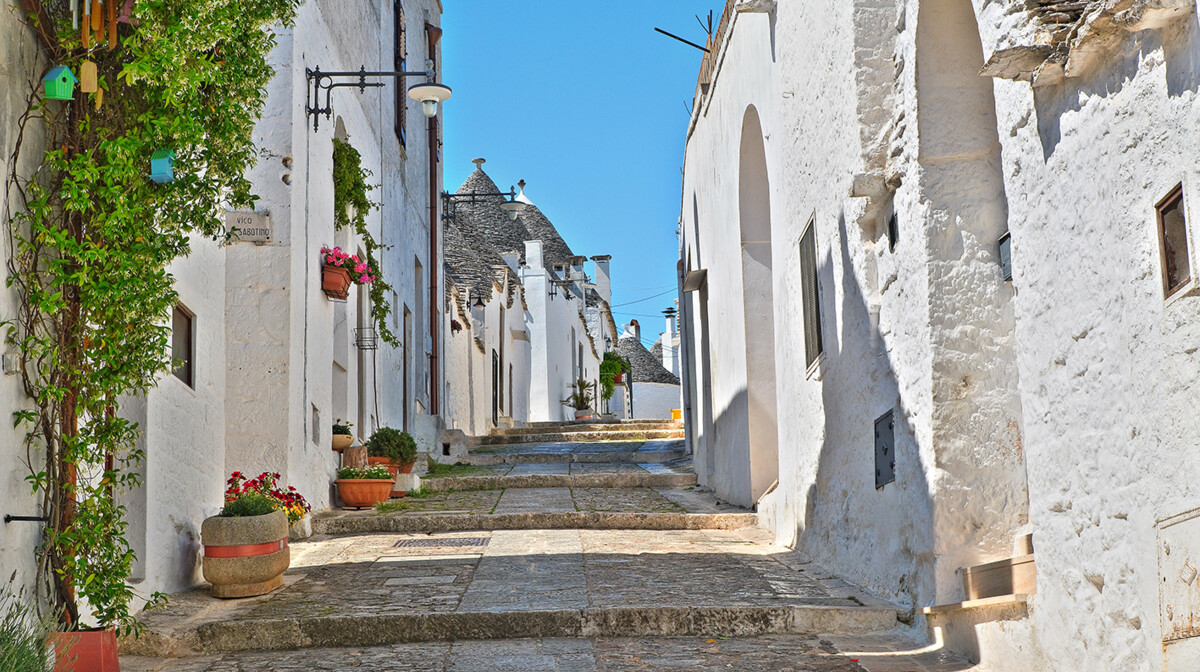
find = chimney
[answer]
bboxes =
[501,251,519,273]
[629,319,641,341]
[525,240,544,270]
[591,255,612,305]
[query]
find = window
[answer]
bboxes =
[1157,184,1191,298]
[799,218,824,369]
[171,303,194,387]
[394,1,407,146]
[998,232,1013,282]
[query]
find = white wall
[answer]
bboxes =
[0,7,47,597]
[680,0,1027,647]
[680,1,1200,670]
[972,3,1200,670]
[631,383,679,421]
[521,241,602,422]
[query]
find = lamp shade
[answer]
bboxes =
[408,82,452,104]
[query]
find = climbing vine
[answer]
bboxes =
[599,351,631,402]
[332,137,397,346]
[3,0,300,635]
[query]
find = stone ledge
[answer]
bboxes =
[312,512,759,535]
[423,473,697,492]
[465,450,685,466]
[920,593,1031,615]
[131,605,899,656]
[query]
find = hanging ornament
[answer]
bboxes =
[94,87,104,111]
[108,0,117,46]
[43,66,79,101]
[80,60,98,93]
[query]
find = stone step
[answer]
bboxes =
[313,511,757,535]
[124,632,974,672]
[494,421,684,436]
[464,449,685,465]
[424,472,698,492]
[125,605,898,658]
[472,429,684,445]
[123,529,903,660]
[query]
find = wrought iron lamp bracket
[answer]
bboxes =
[305,64,435,131]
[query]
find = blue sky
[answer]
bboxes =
[442,2,724,346]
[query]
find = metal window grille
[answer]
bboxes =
[354,327,378,351]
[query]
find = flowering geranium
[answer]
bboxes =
[320,245,376,285]
[225,471,311,523]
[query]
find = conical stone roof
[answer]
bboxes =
[617,334,680,386]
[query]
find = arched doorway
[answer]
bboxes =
[738,106,779,501]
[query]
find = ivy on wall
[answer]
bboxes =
[3,0,300,634]
[332,137,397,346]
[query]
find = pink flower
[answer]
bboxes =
[326,255,334,263]
[360,274,370,283]
[354,262,367,273]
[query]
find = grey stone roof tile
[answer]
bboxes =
[617,335,680,386]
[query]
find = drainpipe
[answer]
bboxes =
[426,22,442,415]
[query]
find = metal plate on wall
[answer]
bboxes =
[874,410,895,490]
[1158,507,1200,644]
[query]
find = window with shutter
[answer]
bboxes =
[799,218,824,369]
[394,1,407,146]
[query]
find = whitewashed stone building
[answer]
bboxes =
[678,0,1200,670]
[1,0,446,604]
[617,320,681,420]
[442,162,617,432]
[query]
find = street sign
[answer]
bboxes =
[226,211,272,244]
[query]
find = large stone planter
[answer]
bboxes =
[332,434,354,452]
[201,510,289,598]
[336,478,394,508]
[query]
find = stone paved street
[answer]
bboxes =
[122,432,978,671]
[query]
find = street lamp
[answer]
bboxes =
[305,60,452,131]
[442,179,527,222]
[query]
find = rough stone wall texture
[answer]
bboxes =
[0,6,48,596]
[974,2,1200,670]
[681,0,1030,659]
[682,0,1200,669]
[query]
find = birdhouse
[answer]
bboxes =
[43,66,79,101]
[150,149,175,183]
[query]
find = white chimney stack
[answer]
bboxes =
[591,255,612,305]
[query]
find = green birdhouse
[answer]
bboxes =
[150,149,175,183]
[43,66,79,101]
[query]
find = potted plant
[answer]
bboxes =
[562,377,597,421]
[332,418,354,452]
[335,464,395,508]
[366,427,418,475]
[320,245,376,301]
[201,472,310,598]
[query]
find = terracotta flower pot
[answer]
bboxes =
[49,629,119,672]
[368,456,415,497]
[336,478,394,508]
[201,510,290,598]
[574,409,595,420]
[321,265,352,300]
[332,434,354,452]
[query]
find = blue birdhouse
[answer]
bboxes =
[150,149,175,184]
[43,66,79,101]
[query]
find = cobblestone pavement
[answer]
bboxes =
[222,527,872,622]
